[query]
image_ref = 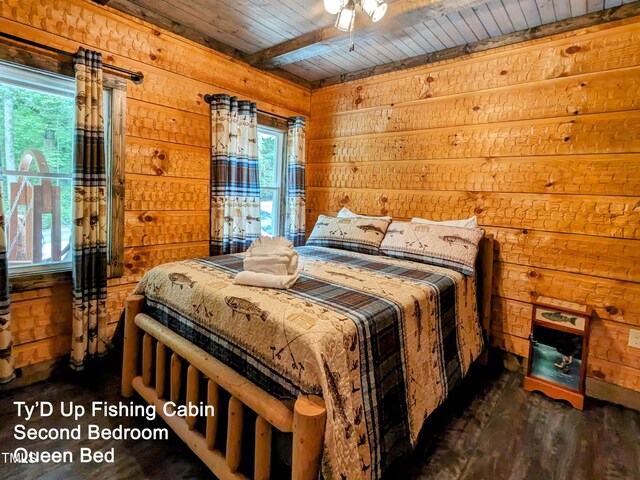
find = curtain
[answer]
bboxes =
[0,196,14,383]
[284,117,306,246]
[70,48,108,370]
[210,94,261,255]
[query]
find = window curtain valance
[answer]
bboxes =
[210,94,261,255]
[70,48,108,370]
[284,117,306,246]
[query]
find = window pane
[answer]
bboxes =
[0,66,74,270]
[260,190,277,238]
[258,132,278,187]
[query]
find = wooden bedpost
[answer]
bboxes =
[478,234,494,367]
[121,294,144,397]
[291,395,326,480]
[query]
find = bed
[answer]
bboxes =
[121,237,494,480]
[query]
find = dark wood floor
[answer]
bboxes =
[1,360,639,480]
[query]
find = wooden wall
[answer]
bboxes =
[307,17,640,393]
[1,0,309,371]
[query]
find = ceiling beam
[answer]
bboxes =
[105,0,311,88]
[311,2,640,89]
[249,0,489,69]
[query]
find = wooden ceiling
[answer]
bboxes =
[106,0,640,87]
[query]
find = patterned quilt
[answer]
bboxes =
[133,246,484,479]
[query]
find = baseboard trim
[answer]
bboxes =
[586,377,640,412]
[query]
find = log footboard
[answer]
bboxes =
[121,294,327,480]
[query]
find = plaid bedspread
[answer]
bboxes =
[133,246,484,479]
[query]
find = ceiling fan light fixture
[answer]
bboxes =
[324,0,346,15]
[363,0,387,22]
[361,0,378,17]
[335,0,356,32]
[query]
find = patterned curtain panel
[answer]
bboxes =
[210,94,261,255]
[70,48,108,370]
[285,117,306,246]
[0,198,14,384]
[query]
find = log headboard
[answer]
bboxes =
[477,233,494,340]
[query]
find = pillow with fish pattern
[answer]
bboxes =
[380,221,484,275]
[306,215,391,255]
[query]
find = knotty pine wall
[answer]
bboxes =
[308,17,640,393]
[1,0,310,371]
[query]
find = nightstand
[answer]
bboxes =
[524,296,592,410]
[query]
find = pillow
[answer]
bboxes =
[306,215,391,255]
[338,207,392,221]
[411,215,478,229]
[337,207,357,218]
[380,221,484,275]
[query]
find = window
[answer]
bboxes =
[0,60,125,277]
[0,62,74,274]
[257,126,286,237]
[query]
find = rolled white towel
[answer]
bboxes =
[234,271,299,290]
[243,255,290,276]
[247,236,293,252]
[244,237,298,275]
[247,245,296,258]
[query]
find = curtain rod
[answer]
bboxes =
[0,32,144,84]
[203,93,291,121]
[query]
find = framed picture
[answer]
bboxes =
[533,306,587,333]
[529,324,584,391]
[524,298,591,410]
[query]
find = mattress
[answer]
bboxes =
[133,246,484,479]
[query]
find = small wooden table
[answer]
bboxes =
[524,296,591,410]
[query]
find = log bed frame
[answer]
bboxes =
[121,234,494,480]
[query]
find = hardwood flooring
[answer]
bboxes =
[1,361,638,480]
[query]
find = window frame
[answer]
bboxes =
[103,75,126,279]
[0,61,75,278]
[0,45,126,286]
[257,122,287,238]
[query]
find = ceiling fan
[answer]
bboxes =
[324,0,388,50]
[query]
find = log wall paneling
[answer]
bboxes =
[126,100,210,148]
[1,0,308,371]
[587,356,640,391]
[490,330,531,358]
[306,189,640,239]
[125,139,209,179]
[308,17,640,393]
[124,211,210,247]
[589,320,640,369]
[492,262,640,325]
[124,174,210,211]
[310,21,640,113]
[309,68,640,139]
[307,154,640,197]
[309,112,640,162]
[9,285,73,368]
[486,227,640,283]
[106,283,138,324]
[9,285,73,345]
[121,242,210,285]
[492,297,533,338]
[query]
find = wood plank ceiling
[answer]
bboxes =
[107,0,640,87]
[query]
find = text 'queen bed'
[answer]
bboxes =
[121,236,494,480]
